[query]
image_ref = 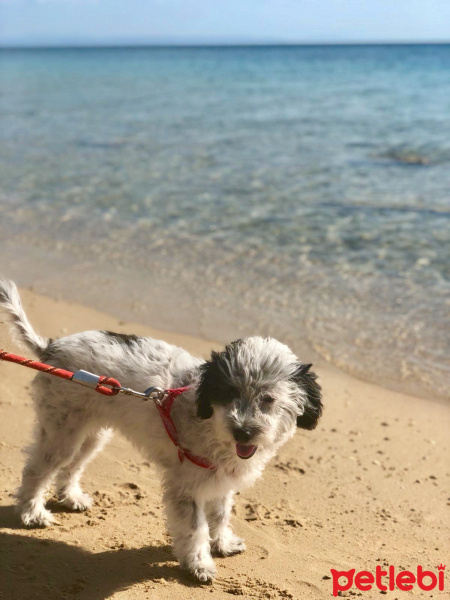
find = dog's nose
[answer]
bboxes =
[232,427,253,444]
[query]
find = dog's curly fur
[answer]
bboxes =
[0,278,322,582]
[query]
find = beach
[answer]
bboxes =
[1,287,448,600]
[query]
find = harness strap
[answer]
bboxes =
[157,387,216,470]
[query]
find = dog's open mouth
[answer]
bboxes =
[235,443,258,459]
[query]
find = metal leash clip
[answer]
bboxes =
[117,384,166,404]
[143,386,166,404]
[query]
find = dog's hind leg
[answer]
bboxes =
[207,492,246,557]
[55,428,113,511]
[17,423,87,527]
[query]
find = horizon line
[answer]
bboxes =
[1,40,450,50]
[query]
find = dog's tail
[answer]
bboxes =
[0,278,48,354]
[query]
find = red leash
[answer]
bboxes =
[0,349,216,471]
[0,349,120,396]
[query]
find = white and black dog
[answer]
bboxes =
[0,279,322,582]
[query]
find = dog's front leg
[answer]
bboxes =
[207,492,246,557]
[164,486,216,583]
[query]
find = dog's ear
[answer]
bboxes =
[196,349,239,419]
[292,363,323,430]
[196,352,220,419]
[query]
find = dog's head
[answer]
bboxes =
[196,337,322,460]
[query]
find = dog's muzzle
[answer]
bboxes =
[232,426,259,459]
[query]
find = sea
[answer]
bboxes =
[0,45,449,399]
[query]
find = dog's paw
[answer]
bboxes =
[190,562,217,584]
[182,556,217,584]
[60,492,93,512]
[211,529,246,557]
[21,506,56,528]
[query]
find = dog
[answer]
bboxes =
[0,279,322,582]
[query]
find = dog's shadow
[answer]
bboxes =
[0,506,199,600]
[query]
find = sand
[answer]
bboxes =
[0,288,448,600]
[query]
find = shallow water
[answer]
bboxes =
[0,45,449,399]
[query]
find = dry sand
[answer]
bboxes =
[0,288,449,600]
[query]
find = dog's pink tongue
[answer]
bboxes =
[235,443,258,459]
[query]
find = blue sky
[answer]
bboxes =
[1,0,449,46]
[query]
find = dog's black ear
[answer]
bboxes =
[196,349,239,419]
[196,351,223,419]
[292,363,323,430]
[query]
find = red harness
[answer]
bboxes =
[0,349,216,471]
[156,387,216,470]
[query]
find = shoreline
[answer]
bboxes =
[1,288,449,599]
[0,239,447,403]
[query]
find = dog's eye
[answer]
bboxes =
[261,395,275,405]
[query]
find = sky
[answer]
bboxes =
[1,0,450,47]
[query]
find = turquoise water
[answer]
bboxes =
[0,46,449,398]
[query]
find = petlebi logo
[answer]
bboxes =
[330,564,445,596]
